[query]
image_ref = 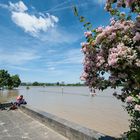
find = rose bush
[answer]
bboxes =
[76,0,140,139]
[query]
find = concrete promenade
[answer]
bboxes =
[0,103,116,140]
[0,109,67,140]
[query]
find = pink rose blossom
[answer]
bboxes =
[96,26,103,33]
[126,96,134,103]
[135,59,140,67]
[95,32,106,44]
[134,104,140,111]
[109,32,116,40]
[136,94,140,100]
[84,31,92,38]
[80,76,86,81]
[81,42,89,47]
[125,0,136,7]
[133,32,140,42]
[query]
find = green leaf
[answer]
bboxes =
[73,6,78,16]
[126,15,132,20]
[122,3,126,8]
[91,29,96,33]
[113,0,117,3]
[86,24,92,30]
[87,37,93,43]
[83,22,91,27]
[79,16,85,22]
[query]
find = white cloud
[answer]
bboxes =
[46,49,83,67]
[0,1,28,12]
[39,27,81,44]
[0,1,80,44]
[66,49,83,64]
[9,1,28,12]
[95,0,106,5]
[11,12,58,35]
[9,65,31,71]
[48,67,55,71]
[47,49,57,53]
[0,49,40,65]
[0,1,59,36]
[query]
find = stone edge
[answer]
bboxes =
[20,105,116,140]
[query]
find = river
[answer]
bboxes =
[0,86,130,137]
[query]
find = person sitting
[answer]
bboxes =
[8,103,18,111]
[14,95,27,106]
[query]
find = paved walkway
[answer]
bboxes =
[0,109,67,140]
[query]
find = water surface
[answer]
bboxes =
[0,86,130,137]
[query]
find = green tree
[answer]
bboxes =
[0,70,21,89]
[10,75,21,89]
[32,81,39,86]
[56,82,60,86]
[0,70,10,89]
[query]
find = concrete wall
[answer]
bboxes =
[20,105,115,140]
[0,102,13,109]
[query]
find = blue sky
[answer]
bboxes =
[0,0,110,83]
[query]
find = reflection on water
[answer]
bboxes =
[0,89,19,103]
[0,86,130,137]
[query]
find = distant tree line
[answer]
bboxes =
[0,69,21,89]
[21,81,85,86]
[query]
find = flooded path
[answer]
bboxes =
[0,86,130,137]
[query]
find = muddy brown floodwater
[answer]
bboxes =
[0,86,130,137]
